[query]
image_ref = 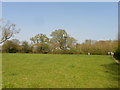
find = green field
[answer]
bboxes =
[2,53,119,88]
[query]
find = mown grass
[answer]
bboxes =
[2,53,119,88]
[0,53,2,89]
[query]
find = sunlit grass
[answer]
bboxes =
[0,53,2,89]
[2,53,119,88]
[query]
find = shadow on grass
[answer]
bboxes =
[114,55,120,61]
[101,63,120,88]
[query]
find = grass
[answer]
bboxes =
[2,53,119,88]
[0,53,2,89]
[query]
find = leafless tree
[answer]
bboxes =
[0,20,20,44]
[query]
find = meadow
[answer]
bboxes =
[2,53,119,88]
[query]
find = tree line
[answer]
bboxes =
[0,20,119,55]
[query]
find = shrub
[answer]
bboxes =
[32,43,50,54]
[2,40,19,53]
[49,48,81,54]
[114,47,120,60]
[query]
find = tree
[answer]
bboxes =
[50,29,77,50]
[11,39,20,45]
[67,37,77,48]
[30,34,49,44]
[30,33,50,53]
[114,47,120,61]
[2,40,19,53]
[32,43,50,54]
[20,41,30,53]
[0,20,20,44]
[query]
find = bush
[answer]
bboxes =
[2,40,19,53]
[49,48,81,54]
[19,41,30,53]
[114,47,120,60]
[32,43,50,54]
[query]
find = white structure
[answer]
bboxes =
[107,52,114,56]
[111,52,114,56]
[107,52,111,55]
[88,53,90,55]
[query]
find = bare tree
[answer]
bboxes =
[0,20,20,44]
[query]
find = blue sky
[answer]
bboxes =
[2,2,118,43]
[0,2,1,18]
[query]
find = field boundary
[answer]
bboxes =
[112,55,120,65]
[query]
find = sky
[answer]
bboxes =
[2,2,118,43]
[0,2,1,18]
